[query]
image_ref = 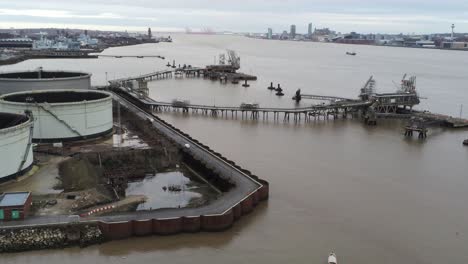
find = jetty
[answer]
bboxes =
[108,72,468,135]
[98,55,165,59]
[116,86,371,122]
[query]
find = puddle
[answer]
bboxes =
[126,170,217,210]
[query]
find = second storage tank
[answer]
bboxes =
[0,89,113,142]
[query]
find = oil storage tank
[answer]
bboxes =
[0,69,91,95]
[0,90,113,142]
[0,112,34,182]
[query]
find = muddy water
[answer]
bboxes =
[126,170,216,210]
[1,34,468,264]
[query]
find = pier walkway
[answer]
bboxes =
[297,94,353,102]
[109,66,257,86]
[118,87,372,122]
[98,55,165,59]
[109,70,174,84]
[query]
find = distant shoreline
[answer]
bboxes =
[245,36,468,52]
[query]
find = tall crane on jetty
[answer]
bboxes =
[226,50,241,69]
[367,74,420,114]
[295,74,420,115]
[204,50,254,82]
[208,50,241,73]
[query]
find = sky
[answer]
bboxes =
[0,0,467,34]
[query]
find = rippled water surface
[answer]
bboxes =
[1,34,468,264]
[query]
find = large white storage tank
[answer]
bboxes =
[0,69,91,95]
[0,90,113,142]
[0,112,34,182]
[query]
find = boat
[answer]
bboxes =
[231,79,239,84]
[463,139,468,146]
[137,56,144,58]
[275,91,284,96]
[346,52,356,56]
[328,252,337,264]
[115,56,123,58]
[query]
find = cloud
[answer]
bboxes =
[0,8,124,19]
[0,0,467,33]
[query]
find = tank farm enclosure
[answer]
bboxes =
[0,84,269,248]
[0,112,34,182]
[0,90,113,142]
[0,70,91,95]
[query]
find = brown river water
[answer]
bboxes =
[1,34,468,264]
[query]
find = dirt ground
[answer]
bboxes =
[9,105,185,216]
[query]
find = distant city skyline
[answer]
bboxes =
[1,0,468,34]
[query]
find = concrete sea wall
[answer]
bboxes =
[98,186,268,240]
[94,91,270,241]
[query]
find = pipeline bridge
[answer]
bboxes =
[109,66,256,86]
[109,69,174,84]
[98,55,165,59]
[109,71,468,129]
[114,87,372,122]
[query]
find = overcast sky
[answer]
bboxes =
[1,0,467,34]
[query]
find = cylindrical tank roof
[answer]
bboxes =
[0,90,112,104]
[0,112,32,132]
[0,69,92,94]
[1,90,110,105]
[0,70,91,81]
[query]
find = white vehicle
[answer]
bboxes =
[328,252,337,264]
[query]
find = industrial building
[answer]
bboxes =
[0,69,91,95]
[290,25,296,39]
[0,90,113,142]
[0,38,33,48]
[0,192,32,221]
[267,28,273,39]
[0,112,34,182]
